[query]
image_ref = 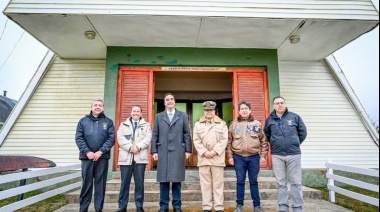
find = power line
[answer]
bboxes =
[0,19,8,41]
[0,31,25,72]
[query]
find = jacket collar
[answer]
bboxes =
[88,111,105,120]
[198,115,222,123]
[270,108,289,119]
[123,117,146,126]
[163,109,180,125]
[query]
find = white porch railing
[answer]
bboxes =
[325,158,379,206]
[0,164,81,212]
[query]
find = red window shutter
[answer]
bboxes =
[119,71,150,123]
[236,72,266,122]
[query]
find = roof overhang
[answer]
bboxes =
[4,1,379,61]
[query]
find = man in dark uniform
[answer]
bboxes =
[75,99,115,212]
[151,93,192,212]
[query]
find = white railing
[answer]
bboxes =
[325,158,379,206]
[0,164,81,212]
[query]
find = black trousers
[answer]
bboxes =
[79,159,109,212]
[118,161,146,210]
[159,182,182,210]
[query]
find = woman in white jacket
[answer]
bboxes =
[116,105,152,212]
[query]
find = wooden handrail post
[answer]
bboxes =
[327,158,336,202]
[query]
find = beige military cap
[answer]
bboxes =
[202,101,217,110]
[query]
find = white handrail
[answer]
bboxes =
[326,158,379,206]
[0,164,80,184]
[0,164,82,211]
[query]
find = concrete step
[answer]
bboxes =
[113,170,275,180]
[55,200,353,212]
[105,177,278,191]
[65,187,322,204]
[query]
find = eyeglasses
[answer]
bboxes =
[274,102,285,105]
[204,109,214,112]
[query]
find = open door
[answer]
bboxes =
[232,69,272,169]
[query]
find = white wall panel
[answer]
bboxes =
[0,58,106,166]
[6,0,378,20]
[279,61,379,169]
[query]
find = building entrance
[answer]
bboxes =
[154,71,233,167]
[114,67,271,171]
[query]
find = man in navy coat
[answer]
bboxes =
[264,96,307,212]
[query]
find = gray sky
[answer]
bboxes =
[0,0,379,126]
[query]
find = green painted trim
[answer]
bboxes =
[104,47,280,168]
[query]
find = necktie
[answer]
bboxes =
[133,122,138,132]
[169,113,173,122]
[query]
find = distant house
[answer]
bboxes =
[1,0,379,175]
[0,91,17,129]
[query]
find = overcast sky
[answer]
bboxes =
[0,0,379,126]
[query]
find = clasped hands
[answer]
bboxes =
[203,150,217,159]
[86,151,102,161]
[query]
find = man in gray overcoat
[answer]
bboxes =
[151,93,192,212]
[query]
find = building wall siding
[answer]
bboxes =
[0,58,106,166]
[1,57,378,169]
[6,0,378,20]
[279,60,379,169]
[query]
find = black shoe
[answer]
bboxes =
[158,210,168,212]
[116,209,126,212]
[216,211,224,212]
[136,207,145,212]
[174,209,183,212]
[203,210,212,212]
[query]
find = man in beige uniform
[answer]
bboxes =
[193,101,228,212]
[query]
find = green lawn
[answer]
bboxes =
[0,190,67,212]
[314,186,379,212]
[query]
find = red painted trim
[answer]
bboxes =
[114,69,124,171]
[147,70,154,171]
[263,70,272,169]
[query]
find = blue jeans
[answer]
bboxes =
[233,154,261,207]
[159,182,182,210]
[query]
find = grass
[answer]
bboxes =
[0,190,67,212]
[314,185,379,212]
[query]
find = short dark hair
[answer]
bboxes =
[91,99,104,106]
[273,96,285,104]
[131,105,142,113]
[238,101,252,110]
[164,93,175,101]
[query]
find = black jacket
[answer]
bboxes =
[264,109,307,156]
[75,111,115,160]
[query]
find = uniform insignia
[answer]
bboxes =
[247,125,254,132]
[254,126,261,133]
[103,123,107,130]
[287,120,294,125]
[235,126,241,133]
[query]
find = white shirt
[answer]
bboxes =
[167,110,175,121]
